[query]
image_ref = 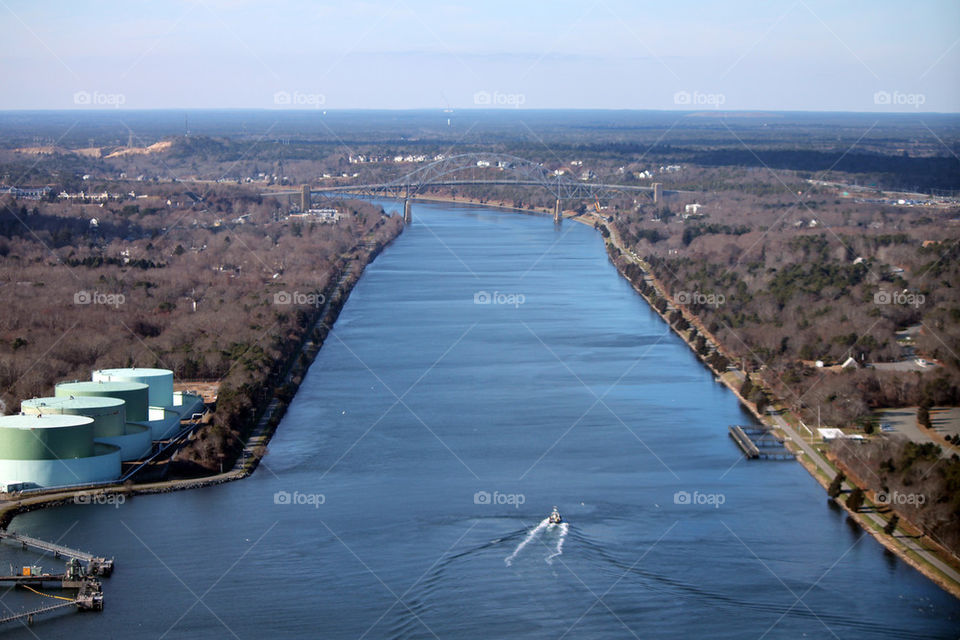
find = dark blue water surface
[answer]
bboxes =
[3,202,958,639]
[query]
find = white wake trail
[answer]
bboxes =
[505,518,550,567]
[545,522,569,564]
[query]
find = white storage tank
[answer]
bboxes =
[93,368,175,408]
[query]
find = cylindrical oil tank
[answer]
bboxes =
[21,395,126,438]
[92,368,174,407]
[96,423,152,461]
[0,414,95,459]
[55,380,149,422]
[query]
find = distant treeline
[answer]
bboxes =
[688,148,959,192]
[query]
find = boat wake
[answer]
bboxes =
[504,518,549,566]
[545,522,569,564]
[504,518,569,566]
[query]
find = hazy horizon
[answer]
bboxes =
[2,0,957,113]
[4,107,960,115]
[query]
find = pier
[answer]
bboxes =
[729,425,796,460]
[0,601,76,626]
[0,529,113,575]
[0,559,104,626]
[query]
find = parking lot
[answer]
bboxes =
[877,407,960,452]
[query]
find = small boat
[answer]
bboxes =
[548,507,562,525]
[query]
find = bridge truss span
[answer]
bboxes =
[263,152,673,222]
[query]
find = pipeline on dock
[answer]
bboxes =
[0,570,104,626]
[0,538,108,626]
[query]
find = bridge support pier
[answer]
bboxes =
[553,199,562,224]
[403,199,412,225]
[300,184,311,212]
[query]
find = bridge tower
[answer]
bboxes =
[300,184,311,212]
[553,199,562,224]
[403,199,412,224]
[652,182,662,204]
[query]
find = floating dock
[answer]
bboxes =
[729,425,796,460]
[729,426,760,458]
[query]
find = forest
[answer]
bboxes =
[608,176,960,427]
[1,109,957,470]
[0,185,402,472]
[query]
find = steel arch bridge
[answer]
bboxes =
[264,152,667,221]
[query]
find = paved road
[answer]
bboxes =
[768,412,960,587]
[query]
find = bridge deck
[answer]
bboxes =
[260,152,691,205]
[264,180,663,198]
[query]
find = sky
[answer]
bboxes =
[1,0,958,112]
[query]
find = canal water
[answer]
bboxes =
[3,202,958,638]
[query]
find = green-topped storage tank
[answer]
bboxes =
[21,395,126,438]
[55,380,149,422]
[0,414,95,459]
[0,414,122,488]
